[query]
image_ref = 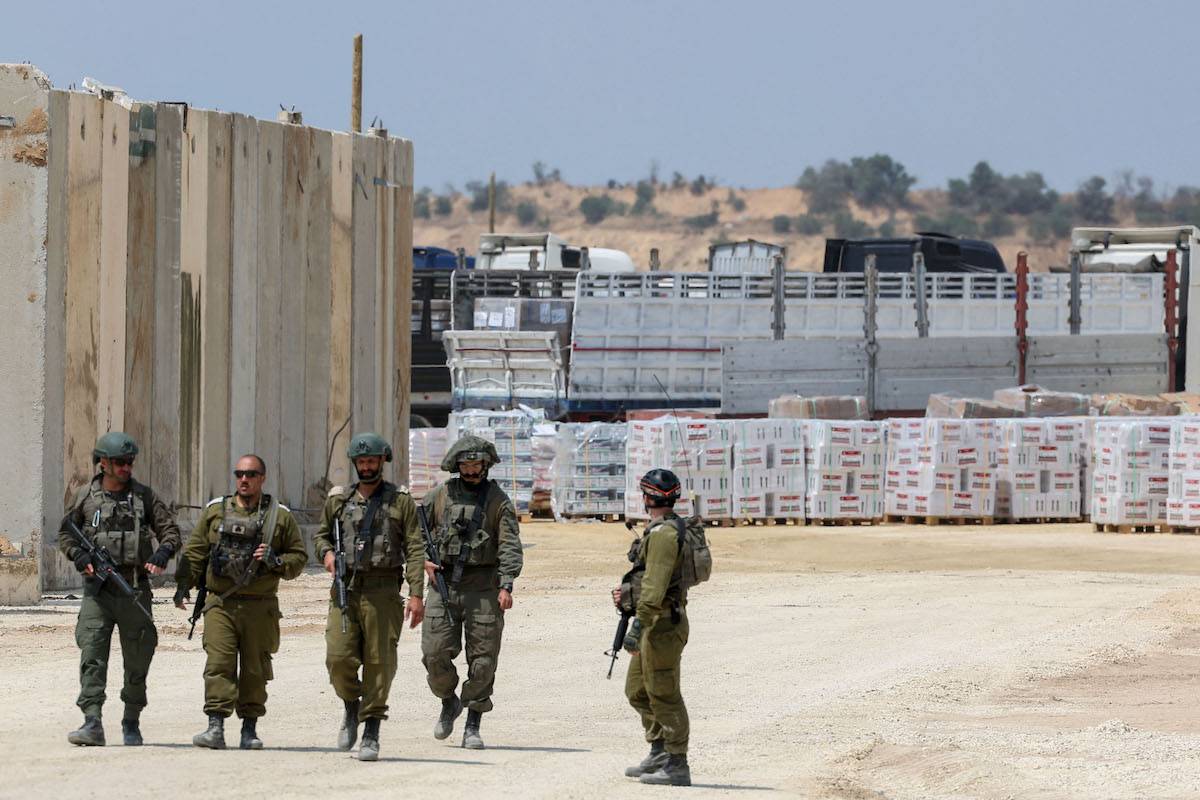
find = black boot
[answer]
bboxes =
[461,709,484,750]
[358,718,380,762]
[625,739,667,777]
[67,715,105,747]
[338,699,360,751]
[192,714,226,749]
[240,717,263,750]
[433,695,462,740]
[640,753,692,786]
[121,718,143,747]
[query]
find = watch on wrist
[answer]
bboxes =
[501,582,513,593]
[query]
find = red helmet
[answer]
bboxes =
[639,469,681,508]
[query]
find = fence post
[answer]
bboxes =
[913,251,929,337]
[1166,248,1179,391]
[771,254,785,341]
[864,255,879,414]
[649,248,660,272]
[1068,250,1082,335]
[1015,251,1029,385]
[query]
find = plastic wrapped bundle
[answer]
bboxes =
[626,417,731,520]
[449,408,546,515]
[1090,418,1172,528]
[993,385,1090,417]
[409,428,451,500]
[993,419,1084,520]
[553,422,628,519]
[884,419,999,521]
[768,395,868,420]
[804,420,886,521]
[531,423,559,514]
[926,393,1023,419]
[1091,393,1179,417]
[729,419,806,520]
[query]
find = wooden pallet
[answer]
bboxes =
[734,517,804,527]
[885,514,995,526]
[705,518,737,528]
[810,517,882,527]
[1167,526,1200,535]
[560,512,624,523]
[1092,522,1161,534]
[999,517,1086,525]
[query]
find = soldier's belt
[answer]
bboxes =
[349,574,402,592]
[220,593,274,602]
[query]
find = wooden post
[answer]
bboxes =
[1015,251,1029,385]
[488,171,495,233]
[352,34,363,134]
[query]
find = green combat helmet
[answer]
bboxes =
[346,432,393,462]
[92,432,139,464]
[440,434,500,473]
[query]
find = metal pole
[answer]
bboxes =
[1015,251,1029,385]
[351,34,363,133]
[488,172,496,234]
[1166,249,1179,391]
[1068,250,1082,335]
[771,254,785,341]
[913,251,929,338]
[864,254,879,415]
[1179,244,1191,391]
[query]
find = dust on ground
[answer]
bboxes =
[4,520,1200,799]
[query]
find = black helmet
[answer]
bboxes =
[639,469,681,508]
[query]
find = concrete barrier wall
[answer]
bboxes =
[1,66,413,593]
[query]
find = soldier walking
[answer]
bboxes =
[59,432,181,747]
[420,434,524,750]
[313,433,426,762]
[175,454,308,750]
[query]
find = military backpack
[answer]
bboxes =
[672,515,712,589]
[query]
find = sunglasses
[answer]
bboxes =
[110,458,135,468]
[234,470,263,479]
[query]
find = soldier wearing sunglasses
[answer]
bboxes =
[57,432,181,747]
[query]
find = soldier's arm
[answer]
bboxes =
[399,496,425,599]
[56,489,89,562]
[146,487,183,553]
[311,497,338,564]
[180,506,215,590]
[635,525,677,629]
[495,497,524,589]
[274,510,309,580]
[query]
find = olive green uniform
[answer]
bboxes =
[313,482,425,720]
[624,513,690,755]
[179,495,307,719]
[57,476,181,721]
[420,477,523,713]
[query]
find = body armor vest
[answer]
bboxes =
[434,483,495,576]
[619,519,684,614]
[339,484,405,570]
[86,485,145,567]
[211,498,270,579]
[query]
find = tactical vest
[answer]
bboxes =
[210,497,278,580]
[619,517,685,616]
[432,482,496,578]
[85,483,146,567]
[338,484,405,571]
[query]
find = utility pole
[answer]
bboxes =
[488,171,496,233]
[351,34,363,133]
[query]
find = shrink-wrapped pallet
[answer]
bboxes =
[730,419,806,519]
[552,422,627,519]
[1090,418,1172,526]
[993,419,1084,520]
[625,417,731,520]
[409,428,451,501]
[993,384,1090,417]
[884,419,998,519]
[449,408,546,514]
[768,395,868,420]
[804,420,886,520]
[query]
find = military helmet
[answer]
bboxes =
[640,468,682,507]
[440,434,500,473]
[346,432,393,462]
[92,431,139,463]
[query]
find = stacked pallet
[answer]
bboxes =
[994,419,1084,521]
[805,420,886,523]
[729,419,806,521]
[553,422,627,520]
[450,408,545,516]
[408,428,451,501]
[885,419,998,523]
[1090,419,1172,532]
[625,417,731,520]
[1167,419,1200,530]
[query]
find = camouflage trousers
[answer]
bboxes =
[421,586,504,713]
[201,594,281,718]
[325,577,407,720]
[625,613,689,755]
[74,577,157,719]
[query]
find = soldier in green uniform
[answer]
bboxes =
[58,432,181,748]
[420,434,524,750]
[313,432,426,762]
[175,454,308,750]
[616,469,692,786]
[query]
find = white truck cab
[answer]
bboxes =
[475,232,637,272]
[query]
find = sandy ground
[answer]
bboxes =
[5,520,1200,799]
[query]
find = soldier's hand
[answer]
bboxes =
[405,596,425,628]
[611,587,621,608]
[424,560,441,585]
[145,562,165,576]
[253,543,269,561]
[323,551,335,574]
[498,588,513,612]
[174,592,189,610]
[83,563,95,577]
[623,618,642,655]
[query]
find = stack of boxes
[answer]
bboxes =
[408,428,451,501]
[450,409,544,515]
[1090,419,1172,527]
[625,418,731,520]
[1167,419,1200,528]
[729,419,806,520]
[994,419,1083,520]
[885,420,998,520]
[805,421,886,520]
[553,422,627,518]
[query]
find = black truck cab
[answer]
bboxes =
[823,232,1007,274]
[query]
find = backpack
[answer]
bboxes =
[672,516,712,589]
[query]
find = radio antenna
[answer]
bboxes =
[653,375,699,517]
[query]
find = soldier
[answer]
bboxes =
[421,434,524,750]
[58,432,181,747]
[175,454,308,750]
[616,469,692,786]
[313,432,426,762]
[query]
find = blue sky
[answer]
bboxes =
[7,0,1196,194]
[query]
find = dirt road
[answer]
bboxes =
[5,521,1200,799]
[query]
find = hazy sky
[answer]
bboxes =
[7,0,1197,194]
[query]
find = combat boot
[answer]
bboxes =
[639,753,692,786]
[67,715,105,747]
[240,718,263,750]
[338,699,360,751]
[433,694,462,740]
[192,714,227,749]
[357,718,380,762]
[461,709,484,750]
[625,739,668,777]
[121,718,143,747]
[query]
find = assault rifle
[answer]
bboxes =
[187,570,207,640]
[605,609,633,679]
[64,518,153,624]
[416,505,450,606]
[332,518,349,633]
